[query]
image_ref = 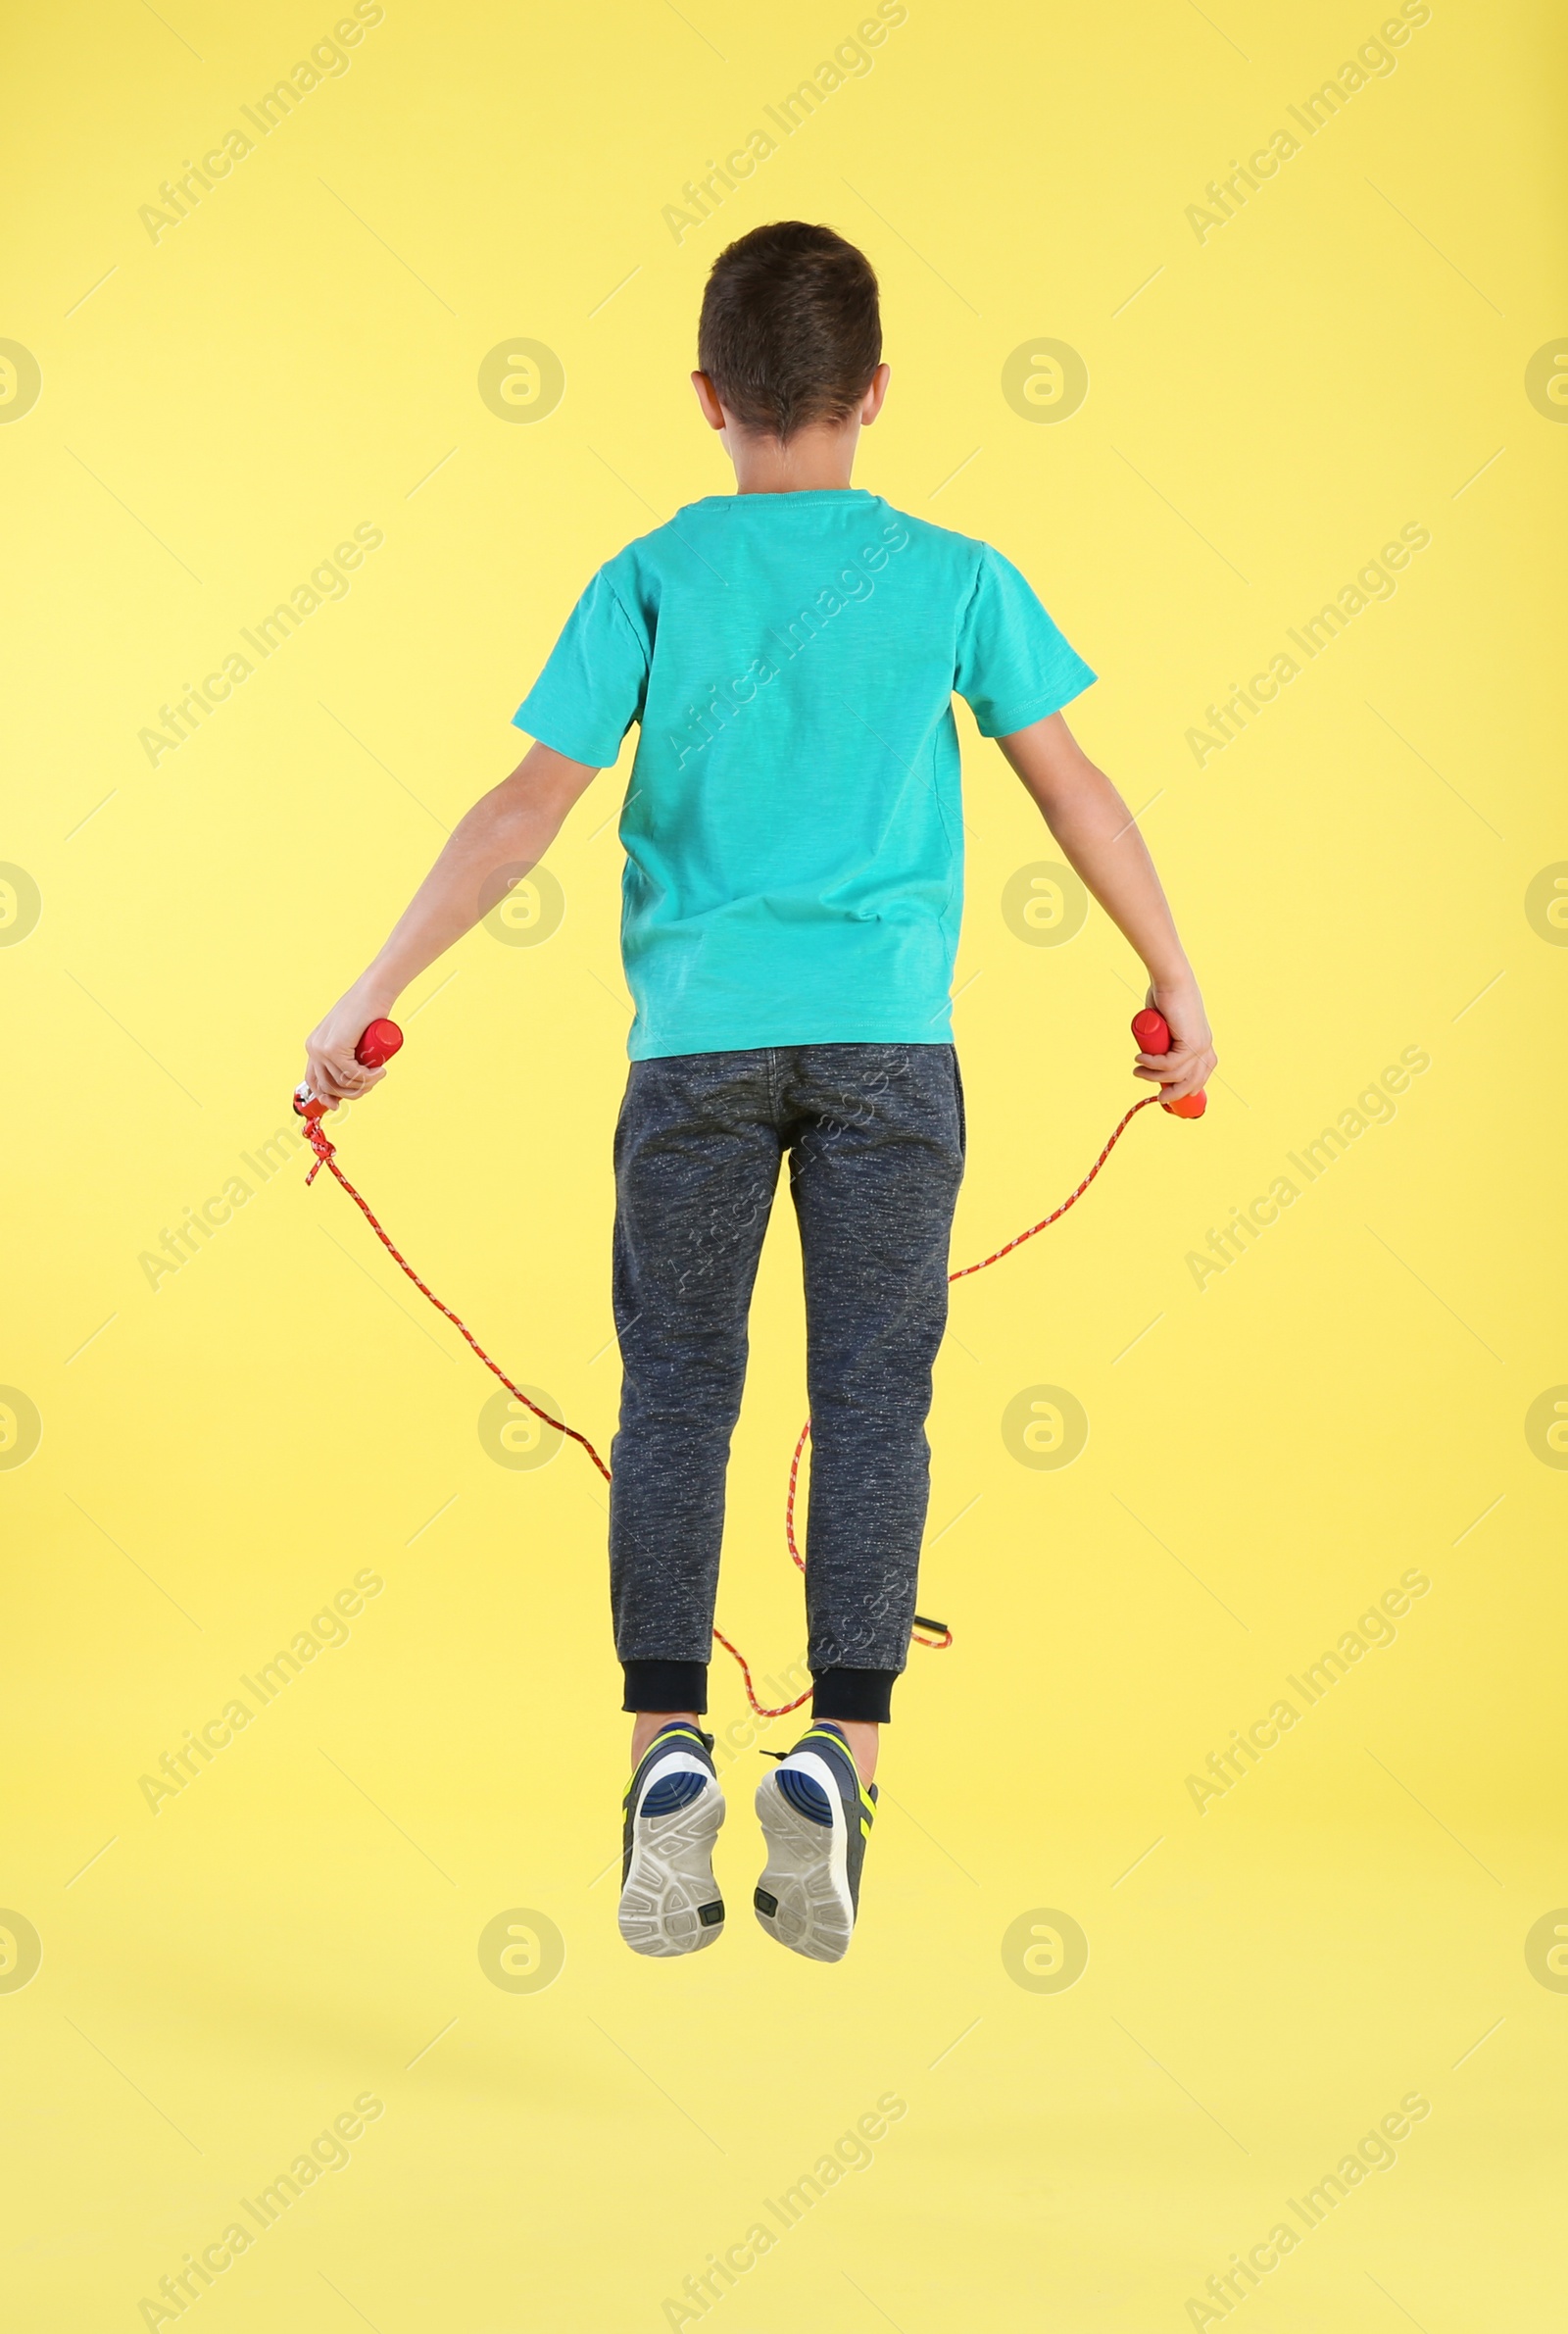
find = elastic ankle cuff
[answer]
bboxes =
[810,1667,897,1724]
[621,1660,709,1714]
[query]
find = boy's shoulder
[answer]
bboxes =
[864,501,996,571]
[599,493,1004,586]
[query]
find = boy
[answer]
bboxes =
[304,222,1215,1964]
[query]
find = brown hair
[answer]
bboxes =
[697,222,881,441]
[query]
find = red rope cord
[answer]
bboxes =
[303,1088,1160,1719]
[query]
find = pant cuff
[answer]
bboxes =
[811,1667,898,1724]
[621,1659,709,1713]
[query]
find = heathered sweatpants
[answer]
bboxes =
[609,1043,966,1725]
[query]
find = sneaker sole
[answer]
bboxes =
[754,1757,854,1963]
[617,1777,726,1958]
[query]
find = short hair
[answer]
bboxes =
[697,222,881,441]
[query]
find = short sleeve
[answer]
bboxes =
[954,546,1096,738]
[512,568,649,766]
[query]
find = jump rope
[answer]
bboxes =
[295,1011,1204,1719]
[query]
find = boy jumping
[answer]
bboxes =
[304,222,1215,1964]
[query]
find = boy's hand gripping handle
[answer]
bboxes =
[1130,1008,1206,1118]
[294,1018,404,1122]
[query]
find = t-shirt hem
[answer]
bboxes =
[974,667,1097,740]
[628,1016,956,1062]
[511,700,620,768]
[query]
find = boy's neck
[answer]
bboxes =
[727,420,861,496]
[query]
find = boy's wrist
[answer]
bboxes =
[353,962,402,1019]
[359,957,401,1013]
[1144,957,1195,994]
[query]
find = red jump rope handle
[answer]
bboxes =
[355,1018,404,1069]
[1131,1008,1207,1119]
[294,1018,405,1120]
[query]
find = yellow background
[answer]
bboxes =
[3,0,1565,2326]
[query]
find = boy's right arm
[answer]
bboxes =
[303,740,599,1106]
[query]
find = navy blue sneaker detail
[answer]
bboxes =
[641,1770,706,1819]
[618,1722,725,1958]
[776,1767,833,1825]
[754,1723,876,1962]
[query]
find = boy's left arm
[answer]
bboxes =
[996,711,1216,1104]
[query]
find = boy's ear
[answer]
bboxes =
[691,371,728,431]
[859,363,891,426]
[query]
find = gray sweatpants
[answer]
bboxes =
[609,1043,966,1724]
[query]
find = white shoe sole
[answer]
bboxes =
[754,1756,854,1963]
[617,1776,726,1958]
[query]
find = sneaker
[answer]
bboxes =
[754,1722,876,1963]
[617,1722,726,1957]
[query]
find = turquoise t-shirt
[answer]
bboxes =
[513,488,1094,1059]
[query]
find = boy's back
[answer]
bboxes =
[515,492,1093,1058]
